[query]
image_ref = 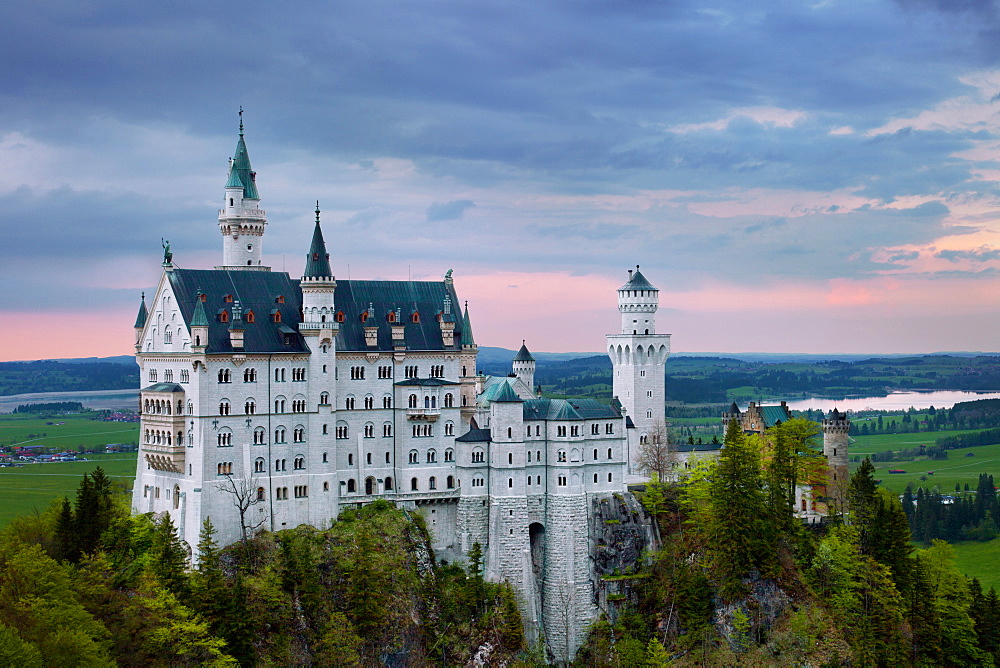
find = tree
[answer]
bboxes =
[637,419,673,480]
[707,419,775,594]
[216,473,268,543]
[314,612,363,667]
[148,514,189,598]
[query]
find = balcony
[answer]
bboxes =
[142,444,184,473]
[406,408,440,422]
[218,206,266,219]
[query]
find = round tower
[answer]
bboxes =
[512,341,536,394]
[823,408,851,513]
[618,265,658,335]
[218,111,268,270]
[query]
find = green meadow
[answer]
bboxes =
[0,412,138,451]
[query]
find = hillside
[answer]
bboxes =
[0,358,139,396]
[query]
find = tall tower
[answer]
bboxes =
[512,341,536,395]
[607,266,670,475]
[218,111,268,270]
[823,408,850,515]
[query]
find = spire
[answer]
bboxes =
[190,291,209,327]
[514,340,535,362]
[461,300,476,347]
[619,264,656,291]
[134,293,148,329]
[303,201,333,279]
[226,110,259,199]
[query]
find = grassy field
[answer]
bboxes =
[0,453,138,526]
[0,412,138,451]
[949,539,1000,591]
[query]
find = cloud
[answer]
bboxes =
[935,247,1000,262]
[426,199,475,221]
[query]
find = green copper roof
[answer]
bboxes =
[227,123,259,200]
[134,293,148,328]
[461,301,475,346]
[190,293,209,327]
[513,342,535,362]
[303,203,333,278]
[619,266,656,291]
[760,405,792,428]
[491,382,523,403]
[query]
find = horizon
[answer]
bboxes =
[5,3,1000,360]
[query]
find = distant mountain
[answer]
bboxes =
[0,359,139,396]
[40,355,137,366]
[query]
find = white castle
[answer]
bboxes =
[131,120,672,658]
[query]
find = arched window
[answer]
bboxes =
[409,450,419,464]
[253,427,266,444]
[429,476,437,490]
[558,450,566,462]
[507,427,512,438]
[411,477,418,491]
[444,448,454,462]
[409,394,418,408]
[427,449,436,463]
[444,393,454,408]
[219,400,230,415]
[257,487,265,501]
[347,479,356,493]
[254,458,265,473]
[383,422,393,437]
[364,423,374,438]
[320,392,329,405]
[384,476,393,491]
[447,475,455,489]
[245,399,255,414]
[365,477,376,495]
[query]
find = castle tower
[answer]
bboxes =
[218,111,268,270]
[133,293,147,352]
[606,266,671,475]
[823,408,850,515]
[512,341,536,394]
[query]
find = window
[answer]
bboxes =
[508,452,513,464]
[244,368,257,383]
[385,476,393,490]
[345,396,356,410]
[364,423,374,438]
[508,478,513,488]
[557,450,566,462]
[594,473,599,483]
[430,365,444,377]
[383,395,392,408]
[429,476,437,490]
[444,448,454,462]
[217,462,233,475]
[557,426,566,437]
[274,427,286,443]
[608,472,613,482]
[275,368,285,382]
[254,458,265,473]
[608,448,613,459]
[528,451,532,462]
[180,369,189,383]
[293,427,304,442]
[164,369,173,382]
[383,422,393,437]
[350,366,366,380]
[594,448,599,460]
[409,450,419,464]
[606,423,613,434]
[336,422,348,439]
[411,477,419,491]
[347,479,356,493]
[245,399,256,415]
[411,311,420,323]
[323,482,329,491]
[405,365,418,379]
[571,426,579,437]
[320,392,329,405]
[217,431,232,447]
[472,449,485,463]
[217,369,231,383]
[364,395,374,409]
[427,449,437,463]
[408,394,418,408]
[219,400,231,415]
[472,476,484,487]
[558,475,567,486]
[292,367,306,381]
[257,487,266,501]
[348,453,353,465]
[292,456,305,470]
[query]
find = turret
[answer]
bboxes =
[300,202,337,328]
[217,110,268,270]
[618,265,658,335]
[190,291,209,351]
[823,408,851,514]
[512,341,536,394]
[134,293,148,351]
[461,300,476,351]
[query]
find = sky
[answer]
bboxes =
[4,0,1000,360]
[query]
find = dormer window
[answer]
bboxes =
[387,311,396,323]
[219,310,229,323]
[224,294,233,303]
[411,311,420,323]
[276,295,285,304]
[335,311,345,323]
[272,310,282,323]
[199,293,207,302]
[360,311,369,323]
[245,310,255,323]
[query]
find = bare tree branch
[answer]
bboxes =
[637,419,673,479]
[216,474,268,542]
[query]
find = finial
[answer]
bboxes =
[315,200,320,224]
[523,339,526,346]
[636,264,640,271]
[141,292,145,300]
[239,106,244,135]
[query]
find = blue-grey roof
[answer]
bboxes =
[170,269,308,354]
[760,405,792,428]
[492,382,522,403]
[456,428,492,443]
[333,280,469,352]
[141,383,184,393]
[461,301,475,347]
[394,378,460,387]
[303,206,332,279]
[513,342,535,362]
[134,295,148,328]
[619,267,656,291]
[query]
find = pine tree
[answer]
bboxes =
[149,514,190,599]
[54,497,78,563]
[708,419,774,595]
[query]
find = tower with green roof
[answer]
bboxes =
[512,341,536,395]
[218,111,269,270]
[606,266,671,477]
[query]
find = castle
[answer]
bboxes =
[130,120,677,658]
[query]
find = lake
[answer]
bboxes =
[0,389,138,414]
[782,390,1000,413]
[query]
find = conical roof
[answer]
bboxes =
[226,116,259,199]
[134,293,148,328]
[190,292,209,327]
[303,202,333,278]
[492,381,523,403]
[461,301,475,347]
[619,265,656,291]
[513,341,535,362]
